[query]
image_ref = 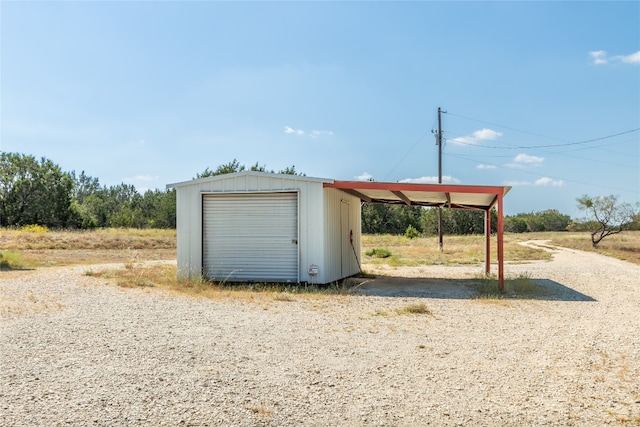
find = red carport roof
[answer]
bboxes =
[324,181,511,210]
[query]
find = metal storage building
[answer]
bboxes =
[169,172,511,288]
[167,172,362,284]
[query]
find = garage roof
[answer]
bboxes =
[324,181,511,210]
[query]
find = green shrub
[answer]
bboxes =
[365,248,392,258]
[404,225,419,239]
[0,251,23,270]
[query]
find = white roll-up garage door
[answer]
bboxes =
[202,192,298,282]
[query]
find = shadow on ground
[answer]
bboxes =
[346,276,596,302]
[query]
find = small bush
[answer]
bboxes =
[404,225,419,239]
[475,273,547,299]
[0,251,23,270]
[365,248,392,258]
[396,302,431,315]
[20,224,49,233]
[272,292,295,302]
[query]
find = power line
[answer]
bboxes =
[447,128,640,150]
[445,111,572,143]
[444,152,640,195]
[452,150,637,170]
[445,110,640,149]
[444,128,639,150]
[383,125,435,181]
[556,137,639,155]
[448,132,638,168]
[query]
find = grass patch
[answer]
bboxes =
[87,263,174,289]
[2,229,638,269]
[475,273,548,299]
[509,231,640,265]
[365,248,392,258]
[396,302,431,315]
[0,251,24,270]
[272,292,295,302]
[373,303,432,317]
[0,228,176,267]
[362,234,553,268]
[373,308,390,317]
[0,228,175,251]
[86,263,355,301]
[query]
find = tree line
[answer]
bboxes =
[0,153,175,229]
[1,153,637,242]
[0,155,301,230]
[362,204,578,236]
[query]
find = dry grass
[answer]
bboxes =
[373,302,433,317]
[395,302,432,315]
[4,228,638,270]
[512,231,640,265]
[475,273,549,299]
[0,228,176,267]
[0,227,175,250]
[362,234,553,267]
[85,263,354,302]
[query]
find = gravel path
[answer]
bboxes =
[1,242,639,426]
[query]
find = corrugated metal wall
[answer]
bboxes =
[323,188,362,283]
[171,172,361,284]
[172,172,329,283]
[202,193,298,282]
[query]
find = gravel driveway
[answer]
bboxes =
[1,241,639,426]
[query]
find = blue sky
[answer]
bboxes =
[1,1,638,217]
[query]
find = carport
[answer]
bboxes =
[324,181,512,289]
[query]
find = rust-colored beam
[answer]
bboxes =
[325,180,510,196]
[487,194,499,209]
[325,179,510,288]
[340,188,372,203]
[497,192,505,290]
[485,209,491,277]
[391,190,412,205]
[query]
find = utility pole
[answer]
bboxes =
[437,107,444,251]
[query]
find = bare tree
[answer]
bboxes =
[577,195,636,247]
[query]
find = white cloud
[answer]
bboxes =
[449,135,475,145]
[589,50,640,65]
[503,177,564,187]
[473,128,503,140]
[284,126,304,136]
[589,50,608,65]
[449,128,503,145]
[399,175,461,184]
[355,172,374,181]
[535,177,564,187]
[514,153,544,164]
[616,50,640,64]
[476,164,497,170]
[504,180,531,187]
[310,130,334,138]
[285,126,334,138]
